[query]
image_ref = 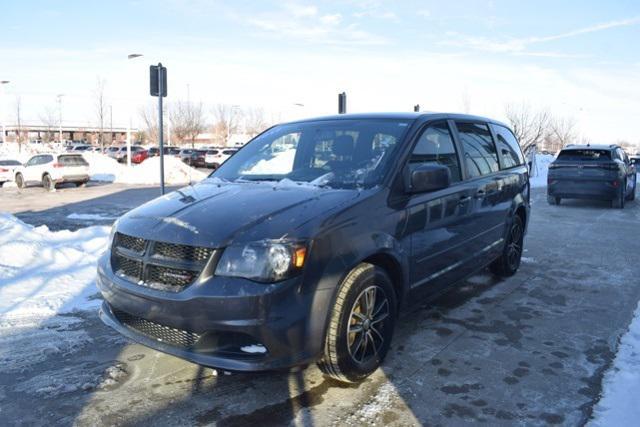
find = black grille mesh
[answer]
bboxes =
[146,265,197,292]
[113,308,201,348]
[153,242,213,262]
[111,232,214,292]
[114,232,145,253]
[112,254,143,281]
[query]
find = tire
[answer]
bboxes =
[75,181,87,188]
[42,174,54,191]
[317,263,397,383]
[612,184,625,209]
[490,215,524,277]
[626,176,636,201]
[15,173,25,189]
[547,195,561,205]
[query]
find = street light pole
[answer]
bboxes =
[126,54,144,167]
[56,94,64,143]
[0,81,10,144]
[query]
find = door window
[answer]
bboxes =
[493,124,525,169]
[456,122,499,178]
[25,156,40,167]
[409,122,461,182]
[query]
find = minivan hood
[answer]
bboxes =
[116,180,362,247]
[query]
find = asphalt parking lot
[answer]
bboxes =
[1,184,639,426]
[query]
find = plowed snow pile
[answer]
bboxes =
[0,213,109,325]
[83,153,206,184]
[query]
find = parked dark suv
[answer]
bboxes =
[98,113,530,382]
[547,144,637,208]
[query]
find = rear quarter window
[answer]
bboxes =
[492,124,525,169]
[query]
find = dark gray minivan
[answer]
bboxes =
[98,113,530,383]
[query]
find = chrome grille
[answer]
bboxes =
[113,308,201,348]
[110,232,214,292]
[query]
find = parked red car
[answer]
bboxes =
[131,149,149,164]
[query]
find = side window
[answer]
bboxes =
[409,122,461,183]
[41,155,53,164]
[456,122,499,178]
[25,156,40,166]
[493,124,525,169]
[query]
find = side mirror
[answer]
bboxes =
[406,164,451,193]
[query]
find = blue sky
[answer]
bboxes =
[1,0,640,142]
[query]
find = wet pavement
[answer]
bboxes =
[1,187,639,426]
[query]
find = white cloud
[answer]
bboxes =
[320,13,342,26]
[442,15,640,54]
[417,9,430,18]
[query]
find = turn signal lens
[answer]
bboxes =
[293,247,307,268]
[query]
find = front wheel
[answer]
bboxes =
[490,215,524,277]
[317,263,397,383]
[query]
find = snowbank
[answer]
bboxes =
[83,152,207,185]
[589,302,640,426]
[0,213,109,324]
[116,156,207,185]
[0,141,64,163]
[529,154,555,188]
[243,149,295,174]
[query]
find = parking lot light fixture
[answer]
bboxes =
[126,53,144,167]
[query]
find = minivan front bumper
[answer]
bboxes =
[97,253,333,372]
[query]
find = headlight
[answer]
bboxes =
[215,240,307,283]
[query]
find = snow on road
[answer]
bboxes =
[0,213,109,372]
[589,301,640,426]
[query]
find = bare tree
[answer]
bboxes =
[549,116,577,150]
[14,96,23,152]
[212,104,240,146]
[94,77,108,150]
[139,104,159,143]
[170,100,206,147]
[243,107,269,137]
[39,106,58,143]
[504,102,550,151]
[139,103,168,144]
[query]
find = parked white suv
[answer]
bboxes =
[0,159,22,187]
[15,153,90,190]
[204,148,238,168]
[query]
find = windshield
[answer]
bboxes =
[211,119,412,188]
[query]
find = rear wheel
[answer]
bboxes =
[42,174,54,191]
[490,215,524,277]
[612,183,625,209]
[15,173,25,189]
[626,176,636,201]
[547,195,561,205]
[317,263,397,383]
[75,180,88,188]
